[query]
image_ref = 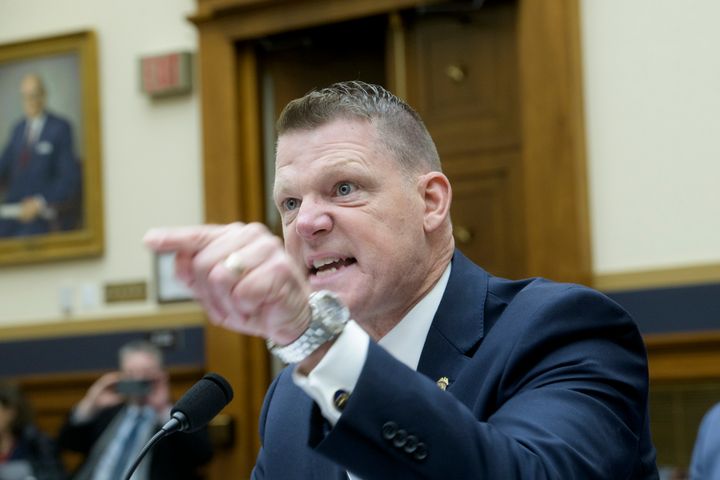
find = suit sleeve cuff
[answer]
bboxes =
[292,320,369,425]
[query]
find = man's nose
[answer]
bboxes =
[295,198,332,239]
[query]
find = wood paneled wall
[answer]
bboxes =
[646,331,720,468]
[646,330,720,382]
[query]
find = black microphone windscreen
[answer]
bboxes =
[171,372,234,432]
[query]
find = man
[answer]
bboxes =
[144,81,658,478]
[58,340,212,480]
[689,402,720,479]
[0,73,82,237]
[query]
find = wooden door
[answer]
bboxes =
[405,2,526,278]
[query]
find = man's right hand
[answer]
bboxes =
[75,371,124,421]
[143,222,312,347]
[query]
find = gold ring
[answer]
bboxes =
[223,252,246,276]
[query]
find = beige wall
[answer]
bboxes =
[0,0,203,325]
[581,0,720,275]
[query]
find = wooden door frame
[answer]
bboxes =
[190,0,589,476]
[517,0,591,285]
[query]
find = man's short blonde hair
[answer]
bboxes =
[276,81,441,176]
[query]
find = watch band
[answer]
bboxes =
[267,290,350,364]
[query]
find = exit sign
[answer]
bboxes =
[140,51,192,97]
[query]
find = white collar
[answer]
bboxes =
[378,262,452,370]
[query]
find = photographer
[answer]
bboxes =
[58,340,212,480]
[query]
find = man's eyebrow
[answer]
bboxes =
[272,177,299,202]
[272,184,288,201]
[273,157,373,195]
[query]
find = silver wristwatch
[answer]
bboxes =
[267,290,350,364]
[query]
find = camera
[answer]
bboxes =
[115,379,153,398]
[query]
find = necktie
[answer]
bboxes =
[18,129,32,168]
[109,409,149,480]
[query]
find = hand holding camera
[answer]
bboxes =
[114,378,154,397]
[75,371,125,421]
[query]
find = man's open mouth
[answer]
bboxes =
[310,257,357,277]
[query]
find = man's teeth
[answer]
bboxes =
[316,267,337,277]
[313,257,341,268]
[311,257,351,277]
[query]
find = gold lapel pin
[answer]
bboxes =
[436,376,449,391]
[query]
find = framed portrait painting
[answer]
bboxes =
[0,31,103,265]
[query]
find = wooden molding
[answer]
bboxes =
[646,330,720,382]
[0,304,205,341]
[191,0,445,35]
[594,262,720,292]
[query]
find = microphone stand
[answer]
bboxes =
[120,372,233,480]
[120,412,186,480]
[120,429,168,480]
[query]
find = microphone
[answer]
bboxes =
[122,372,233,480]
[162,372,234,434]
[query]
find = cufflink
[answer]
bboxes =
[436,376,449,391]
[333,389,351,411]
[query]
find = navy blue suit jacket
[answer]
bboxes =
[253,251,658,479]
[0,112,81,236]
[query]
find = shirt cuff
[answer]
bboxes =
[292,320,369,425]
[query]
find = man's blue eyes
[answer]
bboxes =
[282,183,356,211]
[283,198,299,211]
[336,182,354,196]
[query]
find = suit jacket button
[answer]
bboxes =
[403,435,419,453]
[413,442,428,462]
[333,390,350,411]
[382,421,398,440]
[392,429,408,448]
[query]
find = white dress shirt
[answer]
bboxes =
[293,263,452,479]
[26,114,46,145]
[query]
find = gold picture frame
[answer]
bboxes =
[0,31,103,265]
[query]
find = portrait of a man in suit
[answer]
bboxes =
[0,73,82,238]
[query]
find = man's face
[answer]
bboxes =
[21,76,45,118]
[274,118,430,329]
[120,351,162,380]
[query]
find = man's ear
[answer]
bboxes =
[418,172,452,233]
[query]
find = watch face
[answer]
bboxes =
[311,290,350,331]
[269,290,350,364]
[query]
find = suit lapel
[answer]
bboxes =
[416,250,488,387]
